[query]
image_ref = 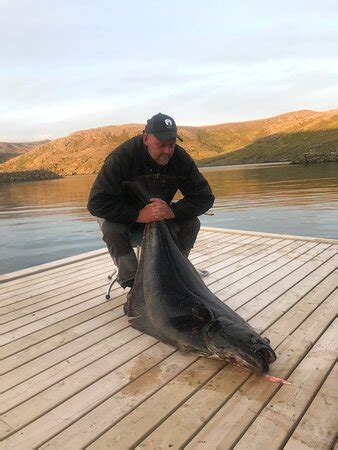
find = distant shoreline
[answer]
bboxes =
[200,161,292,171]
[0,170,61,184]
[1,160,337,184]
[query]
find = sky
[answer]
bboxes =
[1,0,338,141]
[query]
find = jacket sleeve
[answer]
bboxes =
[87,151,139,223]
[170,155,215,220]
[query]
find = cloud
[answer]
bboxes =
[0,0,337,140]
[1,56,338,140]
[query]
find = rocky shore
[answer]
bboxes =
[1,156,337,184]
[292,151,338,164]
[0,170,61,183]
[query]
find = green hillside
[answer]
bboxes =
[201,128,338,166]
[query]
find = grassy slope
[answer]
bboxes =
[0,109,337,181]
[201,111,338,165]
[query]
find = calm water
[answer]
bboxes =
[0,162,337,275]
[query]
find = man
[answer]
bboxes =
[87,112,215,290]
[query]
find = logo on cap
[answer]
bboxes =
[164,119,173,128]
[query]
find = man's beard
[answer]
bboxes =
[156,154,171,165]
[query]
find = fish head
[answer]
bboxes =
[205,318,276,373]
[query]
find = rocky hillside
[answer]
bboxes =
[201,110,338,166]
[1,109,337,181]
[0,140,49,163]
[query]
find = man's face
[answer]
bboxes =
[143,133,176,166]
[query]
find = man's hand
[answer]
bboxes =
[136,198,175,223]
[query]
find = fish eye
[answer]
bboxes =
[251,337,258,344]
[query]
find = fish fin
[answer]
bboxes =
[127,255,147,317]
[127,286,146,317]
[178,347,213,357]
[129,315,160,339]
[170,315,208,332]
[169,302,213,332]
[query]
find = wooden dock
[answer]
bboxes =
[0,227,337,449]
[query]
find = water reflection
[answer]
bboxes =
[0,163,337,274]
[204,163,338,210]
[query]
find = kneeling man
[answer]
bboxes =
[87,112,215,289]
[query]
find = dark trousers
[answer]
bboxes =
[98,217,200,288]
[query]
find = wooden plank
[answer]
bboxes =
[0,242,239,343]
[212,241,312,296]
[0,341,175,448]
[0,258,118,314]
[0,237,274,345]
[0,237,275,382]
[207,241,311,295]
[122,275,336,449]
[0,288,118,346]
[1,326,142,413]
[204,238,289,290]
[247,262,336,332]
[0,243,332,358]
[0,231,215,302]
[0,232,242,314]
[0,334,161,435]
[0,308,126,394]
[2,239,243,357]
[42,357,225,450]
[0,261,114,315]
[195,231,244,246]
[0,247,108,283]
[200,226,338,244]
[0,253,111,295]
[250,269,338,337]
[0,255,113,305]
[0,264,123,328]
[86,364,247,450]
[194,237,275,278]
[0,309,122,374]
[0,264,115,325]
[0,230,211,294]
[284,363,338,450]
[236,249,336,321]
[234,320,338,450]
[179,233,261,267]
[0,229,213,285]
[183,290,337,449]
[193,235,262,265]
[217,242,326,304]
[0,297,120,359]
[222,243,333,310]
[3,236,274,386]
[193,235,263,267]
[1,227,334,286]
[201,237,292,274]
[2,270,332,436]
[0,230,336,449]
[37,267,337,449]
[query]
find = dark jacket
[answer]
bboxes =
[87,135,214,223]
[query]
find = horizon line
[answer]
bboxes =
[1,106,337,143]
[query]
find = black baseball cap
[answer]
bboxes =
[144,113,183,142]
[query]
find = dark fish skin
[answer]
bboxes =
[127,220,277,374]
[123,180,277,374]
